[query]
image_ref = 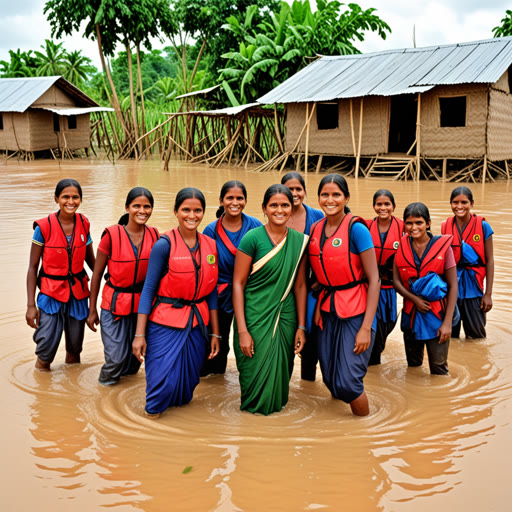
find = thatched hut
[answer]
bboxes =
[258,36,512,181]
[0,76,112,157]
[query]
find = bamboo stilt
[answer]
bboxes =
[316,154,323,173]
[355,98,364,179]
[442,158,447,181]
[416,93,422,181]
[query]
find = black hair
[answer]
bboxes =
[216,180,247,218]
[55,178,82,199]
[281,172,306,191]
[373,189,395,207]
[262,184,293,208]
[174,187,206,212]
[450,186,474,204]
[317,173,351,214]
[118,187,154,225]
[403,202,431,225]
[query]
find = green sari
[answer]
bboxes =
[234,226,309,415]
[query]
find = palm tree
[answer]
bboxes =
[35,39,67,76]
[63,50,95,86]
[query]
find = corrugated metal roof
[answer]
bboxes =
[175,84,221,99]
[258,36,512,104]
[0,76,99,112]
[164,103,261,116]
[37,106,114,115]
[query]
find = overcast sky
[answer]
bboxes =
[1,0,510,69]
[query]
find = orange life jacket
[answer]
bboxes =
[34,212,90,302]
[309,214,368,319]
[441,214,486,292]
[100,224,159,315]
[149,228,218,331]
[368,216,404,289]
[395,234,453,324]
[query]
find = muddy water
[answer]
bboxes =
[1,159,511,511]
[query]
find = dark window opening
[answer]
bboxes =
[508,67,512,94]
[53,113,60,132]
[68,115,77,130]
[440,96,466,127]
[317,103,339,130]
[0,113,3,131]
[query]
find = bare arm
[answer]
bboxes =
[232,250,254,358]
[354,247,380,354]
[438,265,458,343]
[86,250,108,332]
[208,308,220,359]
[481,235,494,312]
[26,243,43,329]
[133,313,148,362]
[85,243,96,272]
[293,254,308,354]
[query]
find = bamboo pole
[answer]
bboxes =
[304,103,313,175]
[483,154,487,183]
[505,160,510,179]
[316,154,323,173]
[273,104,285,154]
[442,158,447,181]
[355,98,364,179]
[349,99,356,157]
[415,93,421,181]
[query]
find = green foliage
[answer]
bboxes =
[493,10,512,37]
[0,50,39,78]
[219,0,391,104]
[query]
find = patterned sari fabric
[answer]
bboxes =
[234,227,308,415]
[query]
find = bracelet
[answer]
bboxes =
[211,334,222,339]
[134,334,146,338]
[297,325,307,331]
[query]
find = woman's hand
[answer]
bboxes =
[208,337,220,359]
[354,325,372,354]
[133,336,147,363]
[437,322,451,343]
[481,293,493,313]
[86,309,99,332]
[238,331,254,358]
[413,296,431,313]
[294,328,306,354]
[26,305,39,329]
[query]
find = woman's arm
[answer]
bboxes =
[392,260,431,313]
[354,248,380,354]
[293,253,308,354]
[86,250,108,332]
[208,308,220,359]
[482,235,494,312]
[85,243,96,272]
[26,243,43,329]
[232,250,254,358]
[438,265,458,343]
[133,313,149,362]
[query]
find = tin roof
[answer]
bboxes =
[0,76,99,112]
[258,36,512,104]
[164,103,261,116]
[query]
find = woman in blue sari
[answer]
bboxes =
[133,188,220,417]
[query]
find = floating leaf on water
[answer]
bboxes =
[182,466,193,474]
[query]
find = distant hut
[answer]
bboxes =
[257,36,512,181]
[0,76,113,158]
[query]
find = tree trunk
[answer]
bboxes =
[136,43,146,153]
[125,41,139,157]
[188,37,207,90]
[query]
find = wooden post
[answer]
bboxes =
[355,97,364,179]
[483,154,487,183]
[305,103,314,176]
[416,93,421,181]
[316,154,323,173]
[349,99,357,157]
[442,158,447,181]
[273,104,285,154]
[505,160,510,180]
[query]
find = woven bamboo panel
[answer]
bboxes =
[493,70,510,94]
[0,112,31,151]
[422,84,487,158]
[487,88,512,161]
[32,86,75,107]
[285,97,388,156]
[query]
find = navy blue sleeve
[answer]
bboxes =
[206,289,218,310]
[349,222,374,254]
[138,238,171,315]
[203,221,216,239]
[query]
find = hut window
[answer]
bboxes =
[440,96,466,127]
[317,103,339,130]
[508,67,512,93]
[68,115,77,130]
[53,114,60,132]
[0,113,3,131]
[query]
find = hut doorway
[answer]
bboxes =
[388,94,417,154]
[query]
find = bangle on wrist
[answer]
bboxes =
[134,334,145,338]
[211,333,222,339]
[297,325,306,331]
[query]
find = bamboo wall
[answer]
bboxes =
[421,84,488,159]
[285,97,389,156]
[487,88,512,161]
[0,112,31,151]
[32,87,76,108]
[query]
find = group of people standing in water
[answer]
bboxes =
[25,174,494,418]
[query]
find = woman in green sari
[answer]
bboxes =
[232,185,309,415]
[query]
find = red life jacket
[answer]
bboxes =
[309,214,368,319]
[368,216,404,289]
[441,214,486,291]
[34,212,90,302]
[395,234,453,324]
[100,224,159,316]
[149,228,218,331]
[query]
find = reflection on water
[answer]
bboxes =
[1,159,512,511]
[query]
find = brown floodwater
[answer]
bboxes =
[1,158,511,511]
